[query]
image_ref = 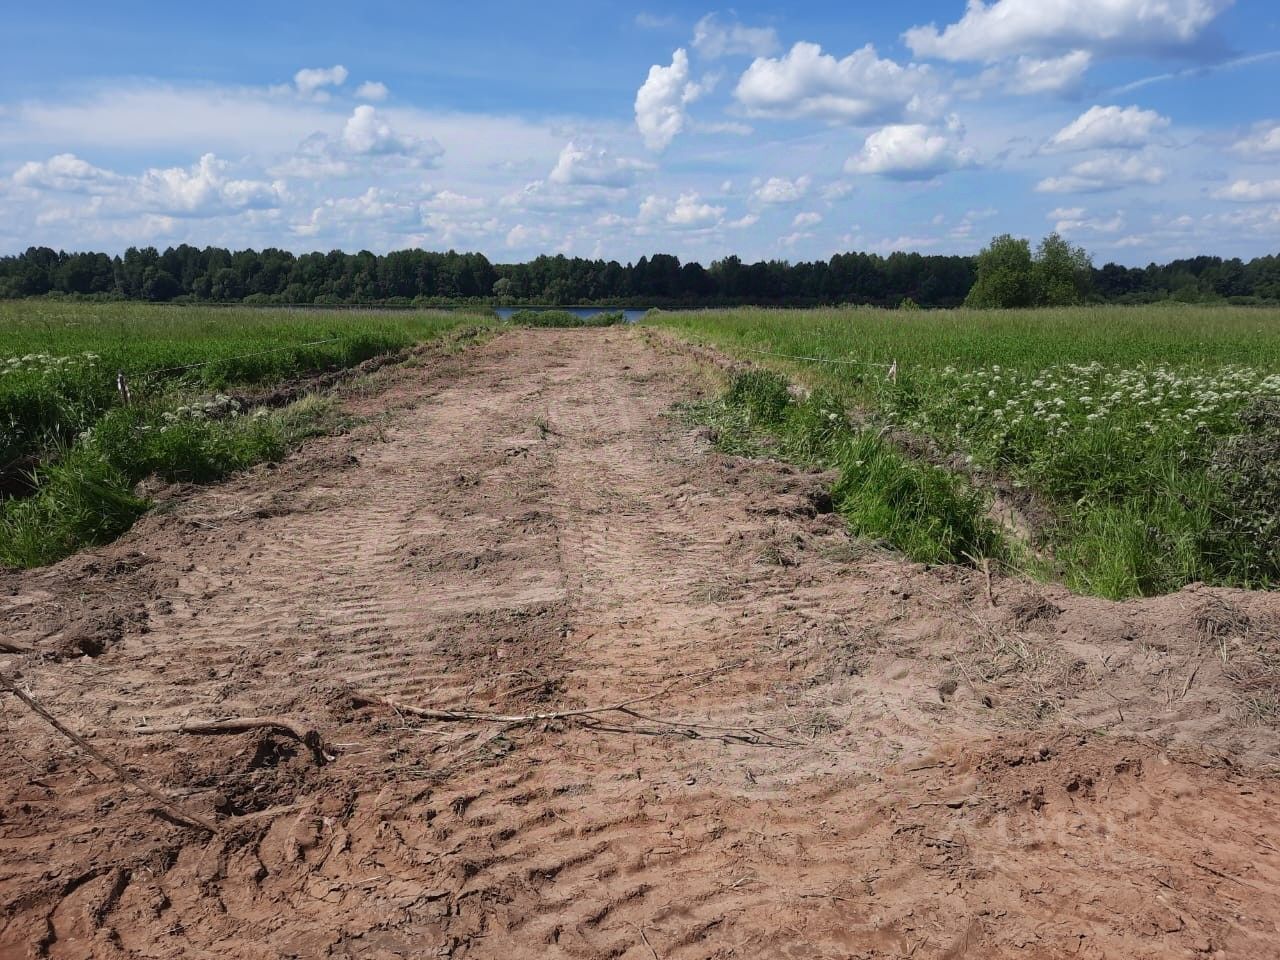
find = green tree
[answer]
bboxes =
[965,235,1034,308]
[1034,232,1093,306]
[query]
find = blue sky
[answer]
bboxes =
[1,1,1278,265]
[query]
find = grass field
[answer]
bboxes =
[0,302,491,566]
[651,305,1280,598]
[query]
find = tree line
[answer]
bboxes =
[2,240,1278,307]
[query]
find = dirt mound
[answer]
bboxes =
[2,328,1278,958]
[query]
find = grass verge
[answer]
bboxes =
[0,304,491,567]
[653,306,1280,598]
[685,369,1008,567]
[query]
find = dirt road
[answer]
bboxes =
[2,327,1279,959]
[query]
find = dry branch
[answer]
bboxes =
[351,691,799,748]
[134,717,334,765]
[0,638,33,655]
[0,674,218,833]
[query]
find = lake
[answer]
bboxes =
[494,306,651,324]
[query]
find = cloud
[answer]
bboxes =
[793,211,822,228]
[548,141,651,187]
[734,42,938,123]
[13,153,124,192]
[1036,155,1166,192]
[13,151,283,218]
[1047,105,1171,151]
[639,191,725,227]
[1048,206,1125,233]
[282,106,444,179]
[1006,51,1093,93]
[355,81,389,102]
[846,123,975,180]
[904,0,1231,62]
[340,105,434,158]
[294,65,348,100]
[692,13,779,59]
[1231,121,1280,158]
[754,175,811,204]
[1213,179,1280,202]
[294,186,417,236]
[135,154,284,216]
[635,12,676,29]
[635,48,707,151]
[420,189,485,212]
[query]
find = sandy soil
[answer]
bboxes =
[2,326,1278,959]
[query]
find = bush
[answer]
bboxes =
[509,309,625,327]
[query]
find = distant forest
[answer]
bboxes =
[2,243,1279,307]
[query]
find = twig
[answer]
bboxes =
[0,638,33,655]
[0,674,217,833]
[351,689,668,724]
[351,690,799,748]
[134,717,334,765]
[1192,860,1263,891]
[629,922,661,960]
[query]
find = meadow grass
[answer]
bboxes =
[652,304,1280,598]
[0,302,491,566]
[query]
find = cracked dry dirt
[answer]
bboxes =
[2,326,1279,959]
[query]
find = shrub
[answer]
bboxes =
[509,309,625,327]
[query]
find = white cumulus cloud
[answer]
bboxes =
[1037,155,1166,193]
[1213,179,1280,202]
[549,141,651,188]
[639,191,725,227]
[904,0,1232,62]
[734,42,938,123]
[1007,51,1093,93]
[1231,121,1280,157]
[13,153,124,192]
[1047,105,1171,151]
[846,123,974,180]
[793,211,823,228]
[136,154,284,216]
[635,49,707,151]
[294,65,349,100]
[13,152,283,218]
[355,81,389,102]
[754,175,811,204]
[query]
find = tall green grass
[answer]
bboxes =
[686,370,1007,567]
[0,302,491,567]
[652,305,1280,598]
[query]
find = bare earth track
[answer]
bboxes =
[2,327,1279,959]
